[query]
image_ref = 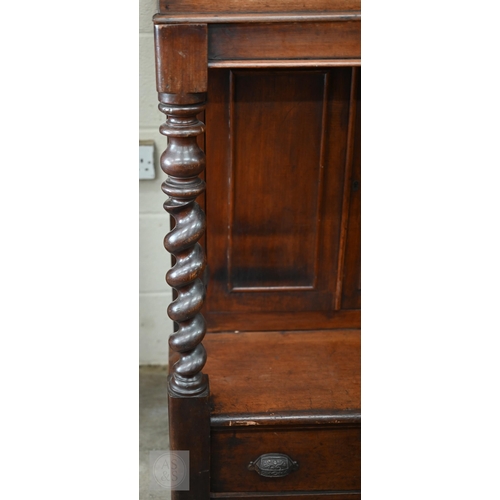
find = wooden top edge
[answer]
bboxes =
[208,59,361,68]
[211,409,361,428]
[153,11,361,24]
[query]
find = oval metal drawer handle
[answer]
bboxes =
[248,453,299,478]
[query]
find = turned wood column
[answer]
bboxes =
[159,97,208,396]
[154,22,210,500]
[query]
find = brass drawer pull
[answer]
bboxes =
[248,453,299,478]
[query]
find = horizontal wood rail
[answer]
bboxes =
[208,59,361,68]
[154,11,361,24]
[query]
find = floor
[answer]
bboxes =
[139,365,171,500]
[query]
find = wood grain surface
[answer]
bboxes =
[204,329,360,417]
[203,68,360,332]
[210,494,360,499]
[158,0,360,15]
[211,426,361,492]
[208,22,360,62]
[205,311,361,333]
[153,5,363,498]
[154,23,208,94]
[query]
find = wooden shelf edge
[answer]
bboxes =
[208,59,361,68]
[154,11,361,24]
[211,409,361,428]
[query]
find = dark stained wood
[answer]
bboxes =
[160,94,211,498]
[229,71,325,290]
[154,23,208,94]
[211,409,360,428]
[210,491,361,500]
[205,311,360,333]
[155,12,361,24]
[153,4,361,499]
[211,426,360,492]
[208,22,360,62]
[169,388,211,500]
[341,68,361,310]
[157,0,361,15]
[334,67,359,310]
[159,96,209,396]
[208,59,361,68]
[210,494,360,499]
[204,330,360,417]
[203,68,359,332]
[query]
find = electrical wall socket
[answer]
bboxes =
[139,141,155,180]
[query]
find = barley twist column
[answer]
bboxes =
[159,96,208,397]
[154,22,210,500]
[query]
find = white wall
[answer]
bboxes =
[139,0,173,365]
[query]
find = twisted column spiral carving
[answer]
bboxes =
[159,97,208,396]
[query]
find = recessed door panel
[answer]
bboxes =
[204,68,360,331]
[231,72,324,290]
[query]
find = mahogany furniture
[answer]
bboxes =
[153,2,360,499]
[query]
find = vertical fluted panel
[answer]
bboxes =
[159,98,208,396]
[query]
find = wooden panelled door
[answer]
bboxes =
[203,67,361,332]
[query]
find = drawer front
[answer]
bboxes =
[211,426,360,493]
